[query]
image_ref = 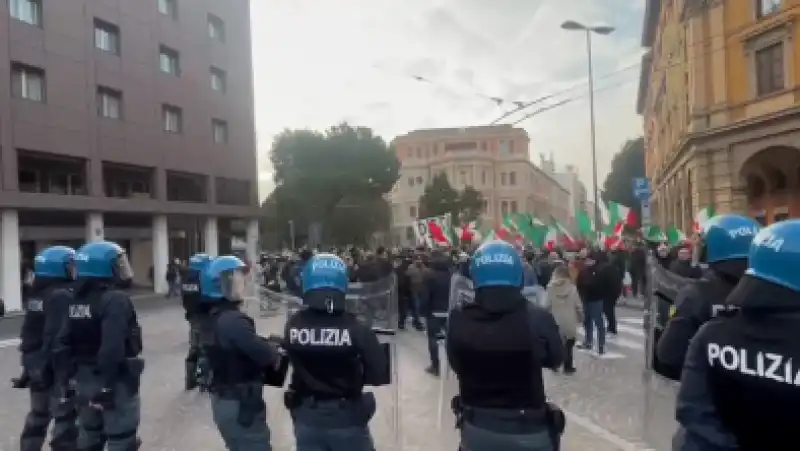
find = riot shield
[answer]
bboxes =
[277,275,401,451]
[642,256,683,451]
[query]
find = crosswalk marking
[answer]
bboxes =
[0,338,20,349]
[619,317,645,326]
[617,324,646,338]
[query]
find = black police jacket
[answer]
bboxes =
[208,306,281,386]
[54,282,140,387]
[676,276,800,451]
[180,268,203,319]
[446,287,563,410]
[421,259,452,316]
[284,308,388,399]
[657,269,741,379]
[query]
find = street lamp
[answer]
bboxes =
[561,20,614,241]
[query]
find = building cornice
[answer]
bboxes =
[636,50,654,115]
[641,0,662,47]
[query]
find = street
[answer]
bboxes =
[0,301,662,450]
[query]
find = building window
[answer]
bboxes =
[408,177,414,187]
[510,200,518,213]
[159,45,180,75]
[210,67,226,93]
[416,176,423,185]
[755,42,784,96]
[756,0,781,19]
[208,14,225,42]
[9,0,41,26]
[500,172,507,185]
[459,170,466,185]
[162,105,182,133]
[97,87,122,119]
[212,119,228,144]
[409,206,417,218]
[481,170,487,185]
[509,171,516,185]
[158,0,177,19]
[11,63,45,102]
[94,19,120,54]
[501,201,509,216]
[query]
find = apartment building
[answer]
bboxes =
[388,125,569,245]
[639,0,800,230]
[541,158,588,233]
[0,0,260,311]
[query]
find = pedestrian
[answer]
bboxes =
[546,264,583,374]
[576,251,614,355]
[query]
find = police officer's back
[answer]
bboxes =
[16,246,79,451]
[54,240,143,451]
[203,255,283,451]
[284,253,389,451]
[675,220,800,451]
[657,215,760,380]
[447,240,564,451]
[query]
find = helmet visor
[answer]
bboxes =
[219,269,247,301]
[114,253,134,281]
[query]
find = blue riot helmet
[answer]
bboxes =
[745,219,800,292]
[699,214,761,264]
[34,246,77,281]
[301,253,349,312]
[469,240,523,289]
[75,241,133,282]
[188,253,213,272]
[202,255,247,301]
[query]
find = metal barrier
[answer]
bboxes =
[267,275,401,451]
[642,256,692,450]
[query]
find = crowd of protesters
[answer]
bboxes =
[252,239,702,377]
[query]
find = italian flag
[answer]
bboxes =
[456,219,492,243]
[642,225,667,242]
[693,206,715,233]
[606,201,637,228]
[426,215,453,247]
[666,225,687,246]
[544,226,558,250]
[550,217,576,248]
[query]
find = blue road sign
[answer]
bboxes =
[632,177,651,200]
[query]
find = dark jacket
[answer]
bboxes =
[669,259,703,279]
[576,262,614,303]
[420,257,452,316]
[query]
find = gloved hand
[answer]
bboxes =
[89,387,115,410]
[56,381,77,404]
[11,370,30,389]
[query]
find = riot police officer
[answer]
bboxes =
[657,214,760,380]
[53,241,144,451]
[16,246,78,451]
[674,219,800,451]
[203,255,284,451]
[183,252,213,390]
[283,253,390,451]
[446,240,564,451]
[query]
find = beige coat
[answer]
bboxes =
[546,275,584,341]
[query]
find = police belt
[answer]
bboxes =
[212,382,261,399]
[460,405,548,434]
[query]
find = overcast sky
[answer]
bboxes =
[251,0,646,200]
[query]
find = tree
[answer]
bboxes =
[261,123,400,246]
[458,186,485,223]
[601,136,646,221]
[418,174,485,223]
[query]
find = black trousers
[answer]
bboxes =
[398,293,420,326]
[603,298,617,334]
[563,338,575,370]
[631,272,646,297]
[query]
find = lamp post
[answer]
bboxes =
[561,20,614,241]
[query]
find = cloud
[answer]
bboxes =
[252,0,645,201]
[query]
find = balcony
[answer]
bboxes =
[17,150,87,195]
[103,162,155,199]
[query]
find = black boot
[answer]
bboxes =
[185,361,197,390]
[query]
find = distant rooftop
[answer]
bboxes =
[396,124,528,139]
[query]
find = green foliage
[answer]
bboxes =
[459,186,485,223]
[260,123,399,247]
[602,137,645,220]
[418,174,485,223]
